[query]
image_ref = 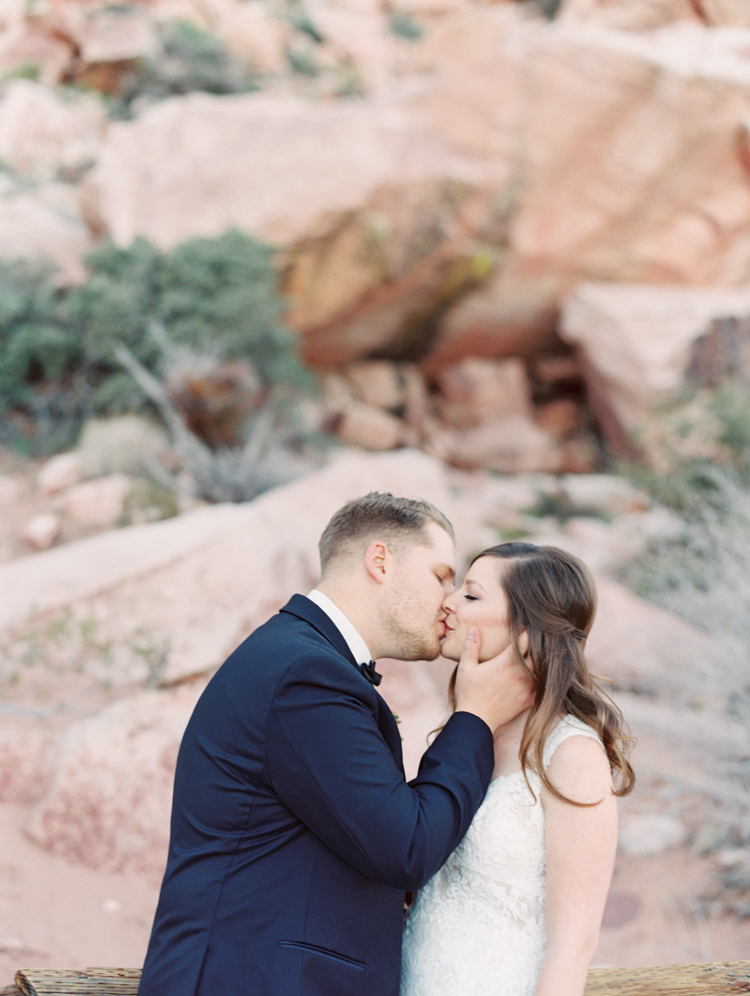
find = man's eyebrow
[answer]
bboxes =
[436,563,456,581]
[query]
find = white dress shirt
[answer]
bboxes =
[306,589,373,665]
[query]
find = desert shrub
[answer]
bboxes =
[0,259,88,452]
[625,380,750,512]
[160,232,305,385]
[66,229,311,413]
[627,459,727,517]
[180,423,301,503]
[114,341,311,503]
[286,5,325,43]
[67,238,162,369]
[388,11,424,40]
[0,259,82,434]
[1,62,42,83]
[621,383,750,869]
[625,465,750,648]
[286,46,320,77]
[623,464,750,844]
[81,230,319,502]
[710,382,750,480]
[112,20,258,116]
[524,489,609,524]
[1,229,315,464]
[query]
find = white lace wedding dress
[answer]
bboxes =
[400,716,601,996]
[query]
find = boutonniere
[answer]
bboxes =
[393,713,403,741]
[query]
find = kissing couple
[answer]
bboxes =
[138,492,634,996]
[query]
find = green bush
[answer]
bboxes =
[710,382,750,480]
[67,230,310,400]
[67,238,163,370]
[160,231,304,385]
[1,230,313,449]
[286,6,325,44]
[388,11,424,41]
[625,382,750,508]
[113,20,258,117]
[286,46,320,77]
[0,259,80,411]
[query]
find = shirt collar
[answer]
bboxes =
[306,589,373,666]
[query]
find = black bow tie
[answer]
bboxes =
[359,660,382,686]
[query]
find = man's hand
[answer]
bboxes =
[454,628,535,732]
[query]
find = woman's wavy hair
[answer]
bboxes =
[447,542,635,805]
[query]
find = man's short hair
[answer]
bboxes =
[319,492,454,573]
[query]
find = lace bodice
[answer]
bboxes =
[400,716,601,996]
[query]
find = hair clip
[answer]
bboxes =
[571,628,587,640]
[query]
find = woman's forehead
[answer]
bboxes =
[465,556,508,587]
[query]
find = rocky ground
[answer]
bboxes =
[1,443,749,983]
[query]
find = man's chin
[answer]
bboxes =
[438,635,459,663]
[405,646,440,662]
[387,626,447,662]
[401,638,442,662]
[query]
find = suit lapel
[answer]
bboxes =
[279,594,404,774]
[280,593,358,665]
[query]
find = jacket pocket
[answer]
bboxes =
[278,940,365,970]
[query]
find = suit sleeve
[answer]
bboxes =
[266,653,493,891]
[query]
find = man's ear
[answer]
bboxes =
[364,540,389,584]
[517,628,530,659]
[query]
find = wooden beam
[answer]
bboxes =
[14,970,140,996]
[6,961,750,996]
[585,961,750,995]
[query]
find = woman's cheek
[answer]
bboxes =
[476,625,510,662]
[446,627,467,657]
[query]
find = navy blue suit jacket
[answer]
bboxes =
[139,594,494,996]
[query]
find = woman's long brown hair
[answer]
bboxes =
[446,542,635,805]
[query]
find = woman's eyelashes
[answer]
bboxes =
[463,594,478,601]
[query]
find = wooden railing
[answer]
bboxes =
[584,962,750,994]
[2,962,749,996]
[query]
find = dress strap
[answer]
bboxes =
[543,715,601,769]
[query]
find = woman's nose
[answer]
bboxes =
[442,592,458,614]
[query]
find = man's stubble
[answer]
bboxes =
[379,579,442,663]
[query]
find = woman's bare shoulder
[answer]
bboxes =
[544,733,613,806]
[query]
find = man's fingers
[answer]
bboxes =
[458,627,480,667]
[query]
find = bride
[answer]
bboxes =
[401,542,635,996]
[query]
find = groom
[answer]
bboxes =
[138,493,531,996]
